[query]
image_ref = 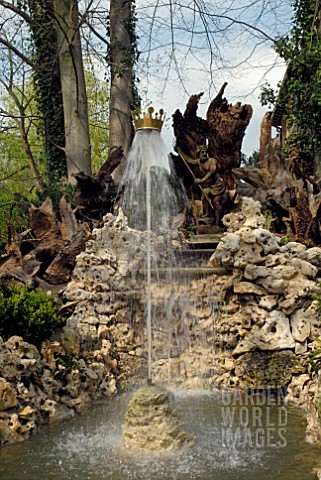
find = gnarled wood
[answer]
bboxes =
[172,86,253,230]
[0,197,91,286]
[59,196,79,242]
[43,223,91,284]
[0,147,123,286]
[73,146,122,223]
[0,216,33,284]
[234,111,321,244]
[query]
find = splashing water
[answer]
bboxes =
[1,391,319,480]
[120,129,180,233]
[120,129,183,384]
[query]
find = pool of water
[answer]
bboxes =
[1,388,320,480]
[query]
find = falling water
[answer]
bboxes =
[120,129,178,232]
[120,129,182,384]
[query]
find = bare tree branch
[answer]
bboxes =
[0,36,36,69]
[0,0,34,25]
[0,166,29,183]
[84,18,110,46]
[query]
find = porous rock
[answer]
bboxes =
[122,386,194,453]
[233,311,295,355]
[234,351,296,388]
[0,378,18,411]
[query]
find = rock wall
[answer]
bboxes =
[0,334,118,445]
[2,200,321,445]
[62,211,153,378]
[209,198,321,377]
[62,211,227,390]
[209,197,321,442]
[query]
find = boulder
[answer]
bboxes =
[233,281,267,295]
[234,350,296,388]
[258,295,279,311]
[233,310,295,355]
[122,386,194,452]
[0,378,18,411]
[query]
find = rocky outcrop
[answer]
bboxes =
[62,211,152,378]
[122,385,194,452]
[209,197,321,442]
[210,197,321,365]
[62,210,228,390]
[61,203,321,396]
[3,199,321,446]
[0,334,117,445]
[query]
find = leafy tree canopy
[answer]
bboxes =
[275,0,321,155]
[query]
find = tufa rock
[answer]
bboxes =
[122,386,194,453]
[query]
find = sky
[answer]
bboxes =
[134,0,291,156]
[0,0,291,160]
[139,47,286,157]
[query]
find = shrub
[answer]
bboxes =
[0,193,32,244]
[0,280,66,347]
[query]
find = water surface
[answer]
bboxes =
[1,389,320,480]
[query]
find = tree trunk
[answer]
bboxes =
[54,0,91,183]
[28,0,67,182]
[109,0,134,184]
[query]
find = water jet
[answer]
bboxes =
[118,105,197,452]
[120,105,179,387]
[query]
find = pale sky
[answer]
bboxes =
[139,45,286,156]
[134,0,291,157]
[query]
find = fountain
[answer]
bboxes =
[1,105,321,478]
[120,107,170,384]
[122,385,194,452]
[1,390,320,479]
[119,106,194,451]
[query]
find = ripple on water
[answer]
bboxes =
[0,390,320,480]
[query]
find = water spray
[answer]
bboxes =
[132,106,166,386]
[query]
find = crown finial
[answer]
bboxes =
[133,106,165,131]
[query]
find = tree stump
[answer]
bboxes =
[172,84,253,231]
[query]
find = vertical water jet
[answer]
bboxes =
[119,106,195,453]
[120,107,176,385]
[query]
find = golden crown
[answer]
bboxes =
[133,106,165,131]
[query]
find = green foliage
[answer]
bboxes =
[307,283,321,374]
[259,81,279,108]
[275,0,321,156]
[0,193,32,244]
[0,71,72,221]
[55,353,78,369]
[0,80,45,198]
[120,382,128,392]
[280,235,291,245]
[0,280,65,347]
[306,340,321,377]
[27,0,66,181]
[282,132,315,176]
[282,131,312,156]
[128,0,141,111]
[241,150,260,168]
[85,69,110,173]
[106,0,141,111]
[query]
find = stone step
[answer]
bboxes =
[174,248,215,267]
[187,233,223,248]
[150,267,231,277]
